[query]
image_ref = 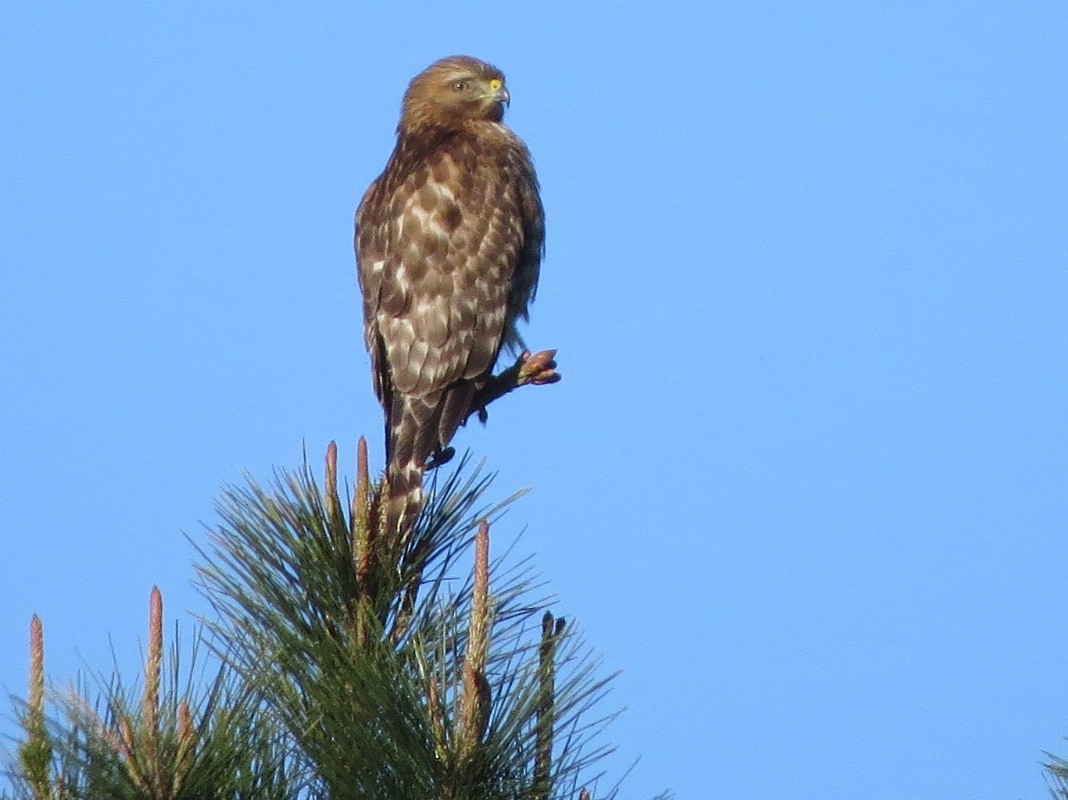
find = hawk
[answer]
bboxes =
[354,55,546,533]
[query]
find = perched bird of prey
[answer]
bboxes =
[355,55,546,533]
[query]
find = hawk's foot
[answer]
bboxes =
[463,347,561,425]
[516,349,560,386]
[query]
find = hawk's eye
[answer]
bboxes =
[452,80,470,93]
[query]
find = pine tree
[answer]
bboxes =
[1044,748,1068,798]
[4,439,644,800]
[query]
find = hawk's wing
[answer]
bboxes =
[355,126,543,528]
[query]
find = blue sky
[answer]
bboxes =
[2,2,1066,798]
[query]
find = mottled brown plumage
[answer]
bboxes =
[354,56,545,533]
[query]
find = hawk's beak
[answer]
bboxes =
[484,79,509,108]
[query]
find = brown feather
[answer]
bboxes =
[355,56,544,537]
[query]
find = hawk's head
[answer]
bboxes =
[399,55,510,133]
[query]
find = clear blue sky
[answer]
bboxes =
[2,3,1066,798]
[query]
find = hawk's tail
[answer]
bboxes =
[384,384,476,539]
[384,459,425,542]
[384,393,433,540]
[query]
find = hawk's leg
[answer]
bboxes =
[465,349,561,425]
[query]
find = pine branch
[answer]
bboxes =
[17,615,51,800]
[193,442,621,800]
[6,589,300,800]
[4,440,634,800]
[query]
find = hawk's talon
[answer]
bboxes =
[426,446,455,471]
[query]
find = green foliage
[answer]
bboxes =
[6,621,298,800]
[1045,749,1068,799]
[194,446,616,800]
[5,443,621,800]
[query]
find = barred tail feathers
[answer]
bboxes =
[385,391,437,536]
[384,381,478,537]
[384,458,425,539]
